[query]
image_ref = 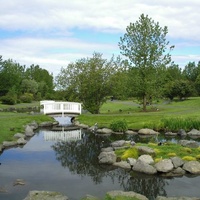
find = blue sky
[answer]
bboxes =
[0,0,200,76]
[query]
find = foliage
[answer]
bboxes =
[105,194,140,200]
[182,156,196,161]
[56,52,121,114]
[119,14,174,111]
[110,119,128,132]
[20,93,33,103]
[115,148,139,161]
[21,79,38,95]
[1,95,16,105]
[161,117,200,131]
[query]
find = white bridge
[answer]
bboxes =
[43,129,82,142]
[40,100,82,115]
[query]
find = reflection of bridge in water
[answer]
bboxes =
[43,129,82,142]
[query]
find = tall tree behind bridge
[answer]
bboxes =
[119,14,174,111]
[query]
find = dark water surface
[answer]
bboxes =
[0,117,200,200]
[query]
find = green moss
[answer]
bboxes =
[182,156,196,161]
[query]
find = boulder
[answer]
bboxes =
[170,157,184,168]
[133,160,157,175]
[187,129,200,136]
[162,167,186,177]
[96,128,113,134]
[136,146,156,156]
[138,128,159,135]
[155,159,174,173]
[101,147,113,152]
[106,190,148,200]
[178,140,199,148]
[125,130,138,135]
[23,191,68,200]
[127,158,137,167]
[25,125,35,137]
[138,155,154,165]
[3,141,18,148]
[81,194,99,200]
[165,132,177,136]
[113,161,131,169]
[14,133,25,139]
[17,138,27,145]
[177,129,187,136]
[111,140,126,148]
[28,121,38,130]
[0,144,4,152]
[182,161,200,174]
[98,151,117,164]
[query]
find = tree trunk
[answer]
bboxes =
[143,95,147,112]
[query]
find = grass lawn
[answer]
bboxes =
[78,97,200,131]
[0,101,54,144]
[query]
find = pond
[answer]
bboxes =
[0,117,200,200]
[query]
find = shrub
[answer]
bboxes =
[1,95,16,105]
[183,147,192,153]
[121,148,138,160]
[110,119,128,132]
[182,156,196,161]
[20,93,33,103]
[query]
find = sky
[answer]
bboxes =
[0,0,200,77]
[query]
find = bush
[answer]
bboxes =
[1,95,16,105]
[20,93,33,103]
[110,119,128,132]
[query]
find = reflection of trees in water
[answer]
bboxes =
[52,131,168,199]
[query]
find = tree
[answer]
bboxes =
[56,52,118,114]
[118,14,174,111]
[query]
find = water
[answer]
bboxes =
[0,117,200,200]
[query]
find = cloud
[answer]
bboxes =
[0,0,200,76]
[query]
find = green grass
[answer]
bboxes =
[78,97,200,131]
[115,143,200,162]
[0,101,54,144]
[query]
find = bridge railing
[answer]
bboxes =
[40,100,82,115]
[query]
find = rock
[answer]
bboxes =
[17,138,27,145]
[98,151,117,164]
[113,161,131,169]
[39,121,54,127]
[133,160,157,175]
[155,159,174,173]
[13,179,26,186]
[138,155,154,165]
[163,167,186,177]
[3,141,18,148]
[111,140,126,148]
[127,158,137,167]
[156,196,199,200]
[106,190,148,200]
[101,147,113,152]
[136,146,156,156]
[14,133,25,139]
[28,121,38,130]
[25,125,35,137]
[187,129,200,136]
[138,128,159,135]
[96,128,113,134]
[165,132,177,136]
[0,144,4,152]
[177,129,187,136]
[125,130,138,135]
[170,157,184,168]
[182,161,200,174]
[23,190,68,200]
[179,140,199,148]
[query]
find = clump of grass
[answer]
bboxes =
[196,154,200,160]
[182,156,196,161]
[120,148,138,160]
[161,117,200,131]
[183,147,192,153]
[154,157,163,163]
[167,152,177,157]
[110,119,128,132]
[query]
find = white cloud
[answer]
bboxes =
[0,0,200,76]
